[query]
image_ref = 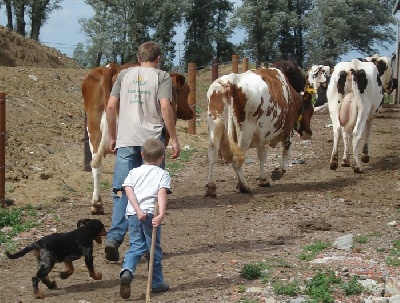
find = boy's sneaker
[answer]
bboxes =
[152,282,169,293]
[105,240,119,261]
[120,270,133,299]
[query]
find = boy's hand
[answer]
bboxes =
[152,215,164,227]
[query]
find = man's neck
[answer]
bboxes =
[140,61,158,68]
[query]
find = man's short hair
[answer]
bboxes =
[143,138,165,163]
[138,41,161,63]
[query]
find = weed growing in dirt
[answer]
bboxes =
[0,205,39,249]
[354,234,369,244]
[386,238,400,266]
[166,147,197,176]
[298,240,331,261]
[304,270,341,303]
[272,280,301,296]
[240,262,267,280]
[341,276,364,295]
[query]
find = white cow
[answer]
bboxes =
[327,59,384,173]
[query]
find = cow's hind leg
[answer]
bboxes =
[256,146,270,187]
[341,130,351,167]
[271,137,291,181]
[360,119,372,164]
[91,166,104,215]
[330,124,341,170]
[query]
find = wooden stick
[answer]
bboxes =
[146,202,158,302]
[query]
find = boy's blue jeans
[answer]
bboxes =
[121,214,165,288]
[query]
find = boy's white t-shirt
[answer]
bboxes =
[122,164,171,217]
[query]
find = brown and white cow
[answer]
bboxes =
[82,64,193,214]
[327,59,383,173]
[205,68,314,197]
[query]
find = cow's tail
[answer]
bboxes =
[91,112,108,169]
[6,243,37,259]
[339,69,359,132]
[226,95,245,165]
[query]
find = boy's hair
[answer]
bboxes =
[142,138,165,163]
[138,41,161,63]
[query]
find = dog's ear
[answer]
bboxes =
[77,219,92,228]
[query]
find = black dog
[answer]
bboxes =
[6,219,106,299]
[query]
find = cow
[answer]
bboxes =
[271,61,306,94]
[82,64,193,214]
[307,65,332,112]
[364,54,395,94]
[327,59,384,173]
[205,68,314,198]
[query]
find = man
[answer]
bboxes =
[104,41,181,261]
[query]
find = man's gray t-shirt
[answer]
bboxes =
[110,66,171,147]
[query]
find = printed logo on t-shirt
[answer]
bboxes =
[128,76,152,104]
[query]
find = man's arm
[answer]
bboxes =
[105,95,119,153]
[160,98,181,158]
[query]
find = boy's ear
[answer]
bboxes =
[141,151,144,158]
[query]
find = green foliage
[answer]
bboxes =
[354,235,369,244]
[272,280,300,296]
[237,285,246,293]
[386,238,400,266]
[298,240,331,261]
[240,262,267,280]
[341,276,364,296]
[0,206,39,245]
[305,270,342,303]
[165,147,197,176]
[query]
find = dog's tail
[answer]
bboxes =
[6,244,36,259]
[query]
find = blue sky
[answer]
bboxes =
[0,0,397,64]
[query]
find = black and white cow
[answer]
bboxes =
[327,59,384,173]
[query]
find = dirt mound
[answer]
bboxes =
[0,25,80,68]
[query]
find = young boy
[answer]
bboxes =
[119,138,170,299]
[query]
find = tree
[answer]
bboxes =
[80,0,184,68]
[232,0,291,67]
[183,0,233,67]
[72,42,87,67]
[304,0,396,66]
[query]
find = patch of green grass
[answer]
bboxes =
[354,235,369,244]
[272,280,300,296]
[298,240,331,261]
[166,147,197,176]
[305,270,342,303]
[240,262,268,280]
[341,276,364,295]
[0,205,39,247]
[237,285,246,293]
[101,180,111,190]
[6,183,15,193]
[386,238,400,266]
[239,299,258,303]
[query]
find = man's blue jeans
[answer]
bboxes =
[106,137,165,246]
[121,214,165,288]
[106,146,143,245]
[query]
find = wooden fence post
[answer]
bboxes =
[0,93,6,208]
[83,112,92,172]
[242,58,249,72]
[212,58,219,82]
[188,63,196,135]
[232,54,239,73]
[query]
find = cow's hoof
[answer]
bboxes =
[205,183,217,198]
[330,162,338,170]
[361,154,369,163]
[271,168,284,181]
[341,159,350,167]
[238,186,252,194]
[91,204,104,215]
[353,167,363,174]
[257,178,271,187]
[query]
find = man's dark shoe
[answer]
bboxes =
[152,282,169,293]
[120,270,133,299]
[105,240,120,261]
